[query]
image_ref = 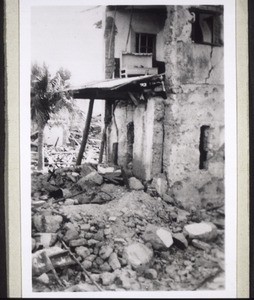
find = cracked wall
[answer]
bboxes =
[163,6,224,209]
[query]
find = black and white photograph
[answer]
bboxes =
[20,0,237,297]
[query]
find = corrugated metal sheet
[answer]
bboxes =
[68,74,163,92]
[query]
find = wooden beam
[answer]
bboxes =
[98,100,112,163]
[76,99,94,165]
[128,91,139,106]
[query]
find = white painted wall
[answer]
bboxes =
[107,9,165,62]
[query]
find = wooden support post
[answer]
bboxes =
[98,100,112,163]
[76,98,94,165]
[112,142,118,165]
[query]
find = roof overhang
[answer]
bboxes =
[67,74,166,102]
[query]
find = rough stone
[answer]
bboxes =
[86,254,97,262]
[192,239,212,251]
[128,177,144,190]
[80,224,91,231]
[75,246,90,259]
[177,209,190,223]
[64,198,75,206]
[69,239,87,247]
[93,230,104,241]
[104,228,112,236]
[124,242,153,269]
[163,194,175,204]
[33,233,58,248]
[144,268,158,280]
[100,272,116,286]
[82,260,92,270]
[87,239,100,247]
[100,262,112,272]
[108,252,121,270]
[77,171,103,190]
[95,256,104,265]
[172,233,188,250]
[100,183,116,194]
[183,222,218,241]
[142,224,173,250]
[36,273,49,285]
[32,238,36,251]
[151,173,168,197]
[43,215,63,233]
[80,163,95,177]
[64,229,79,243]
[99,245,113,260]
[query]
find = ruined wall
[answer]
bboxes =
[105,5,224,210]
[162,6,224,209]
[107,97,164,181]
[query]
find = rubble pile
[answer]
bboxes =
[31,114,102,171]
[31,163,225,292]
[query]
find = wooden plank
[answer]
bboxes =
[76,99,94,165]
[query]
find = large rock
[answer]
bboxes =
[77,171,103,190]
[142,224,173,250]
[124,243,153,269]
[128,177,144,190]
[151,173,168,197]
[183,222,218,241]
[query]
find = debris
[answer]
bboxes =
[64,198,75,206]
[151,174,168,197]
[100,272,116,286]
[75,246,90,259]
[192,239,212,251]
[142,224,173,250]
[77,171,103,189]
[33,215,63,233]
[173,233,188,250]
[33,233,58,248]
[64,229,80,243]
[124,243,153,269]
[128,177,144,190]
[183,222,218,242]
[97,164,115,175]
[58,237,103,291]
[144,268,158,280]
[99,245,113,260]
[108,252,121,270]
[36,273,50,285]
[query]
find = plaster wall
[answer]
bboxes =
[107,9,166,62]
[107,97,164,181]
[162,6,224,209]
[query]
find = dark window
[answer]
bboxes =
[135,33,156,55]
[199,125,210,170]
[191,10,223,46]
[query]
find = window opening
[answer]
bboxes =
[135,33,156,56]
[199,125,210,170]
[191,10,223,46]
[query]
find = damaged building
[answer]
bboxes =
[73,5,224,210]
